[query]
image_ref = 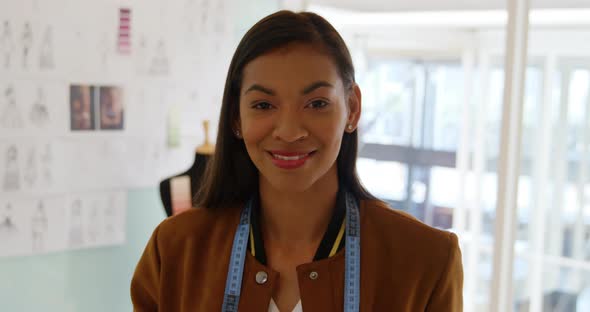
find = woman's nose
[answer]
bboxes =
[272,110,308,143]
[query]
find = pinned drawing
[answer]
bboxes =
[149,39,169,75]
[212,0,226,35]
[1,20,15,69]
[200,0,210,33]
[87,201,100,243]
[23,147,37,188]
[39,26,54,70]
[68,199,84,248]
[39,143,52,186]
[3,145,20,191]
[183,0,198,38]
[31,200,48,252]
[1,85,24,129]
[98,32,110,71]
[103,196,115,237]
[21,22,33,69]
[0,203,18,236]
[29,87,49,126]
[136,34,147,74]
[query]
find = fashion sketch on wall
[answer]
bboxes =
[149,39,169,75]
[23,147,37,188]
[68,199,84,248]
[39,26,54,70]
[1,20,14,69]
[21,22,33,69]
[1,84,24,129]
[0,203,18,237]
[86,201,100,243]
[3,145,20,191]
[29,87,49,126]
[39,143,52,187]
[31,200,48,252]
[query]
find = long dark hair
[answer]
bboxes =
[194,10,377,210]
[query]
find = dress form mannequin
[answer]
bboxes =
[159,120,213,217]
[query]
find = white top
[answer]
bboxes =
[269,298,303,312]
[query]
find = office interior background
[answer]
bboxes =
[1,0,589,311]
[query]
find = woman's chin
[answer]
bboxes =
[262,175,316,194]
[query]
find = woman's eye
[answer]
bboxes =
[252,102,273,110]
[308,99,328,109]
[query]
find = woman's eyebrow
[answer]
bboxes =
[243,81,333,96]
[243,84,275,96]
[301,81,333,94]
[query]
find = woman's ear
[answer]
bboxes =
[233,120,242,138]
[346,83,362,133]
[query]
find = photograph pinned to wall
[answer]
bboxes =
[117,8,131,54]
[69,84,95,131]
[99,86,124,130]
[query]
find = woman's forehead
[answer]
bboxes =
[241,43,343,92]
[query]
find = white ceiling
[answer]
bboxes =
[308,0,590,12]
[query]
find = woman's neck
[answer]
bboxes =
[258,169,339,249]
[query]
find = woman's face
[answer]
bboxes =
[238,43,360,193]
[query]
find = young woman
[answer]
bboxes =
[131,10,463,312]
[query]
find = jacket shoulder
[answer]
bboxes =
[361,199,459,258]
[155,206,240,249]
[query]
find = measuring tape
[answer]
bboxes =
[221,191,361,312]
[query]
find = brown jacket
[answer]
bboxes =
[131,199,463,311]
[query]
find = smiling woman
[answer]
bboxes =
[131,10,464,312]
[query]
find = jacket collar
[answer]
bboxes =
[247,186,346,265]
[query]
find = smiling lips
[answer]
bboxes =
[268,150,316,169]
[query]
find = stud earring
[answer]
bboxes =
[347,124,354,131]
[235,129,241,137]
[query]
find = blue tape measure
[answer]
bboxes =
[221,191,361,312]
[221,200,252,312]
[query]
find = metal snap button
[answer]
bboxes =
[256,271,268,284]
[309,271,318,280]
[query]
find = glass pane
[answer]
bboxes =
[513,256,532,312]
[476,249,494,312]
[544,68,590,260]
[429,64,464,152]
[430,166,459,229]
[360,60,420,146]
[541,264,590,312]
[356,158,407,202]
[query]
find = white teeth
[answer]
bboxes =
[272,153,309,160]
